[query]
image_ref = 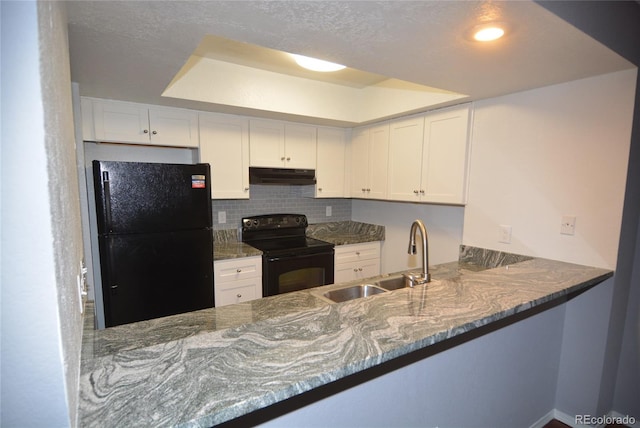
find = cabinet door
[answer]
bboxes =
[334,258,380,283]
[285,124,317,169]
[354,258,381,280]
[388,116,424,201]
[367,123,390,200]
[421,104,470,204]
[249,119,285,167]
[148,107,199,148]
[199,113,250,199]
[350,127,370,197]
[315,127,346,198]
[93,99,150,144]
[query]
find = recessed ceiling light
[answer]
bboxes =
[290,54,346,72]
[471,23,507,42]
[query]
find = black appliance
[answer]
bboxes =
[241,214,334,296]
[93,160,214,328]
[249,167,316,185]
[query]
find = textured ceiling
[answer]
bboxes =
[65,1,634,123]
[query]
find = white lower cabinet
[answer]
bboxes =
[334,242,381,284]
[214,256,262,307]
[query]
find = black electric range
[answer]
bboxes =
[241,214,334,296]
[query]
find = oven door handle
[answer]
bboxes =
[266,250,334,263]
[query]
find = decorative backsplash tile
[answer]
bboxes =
[211,184,351,230]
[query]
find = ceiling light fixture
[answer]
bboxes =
[290,54,346,72]
[471,23,507,42]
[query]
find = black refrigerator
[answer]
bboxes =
[93,160,214,328]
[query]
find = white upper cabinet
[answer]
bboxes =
[388,115,425,201]
[421,104,471,204]
[315,127,347,198]
[249,119,316,168]
[83,98,198,147]
[199,112,250,199]
[350,123,389,199]
[387,104,471,204]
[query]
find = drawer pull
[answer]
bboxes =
[236,269,242,273]
[355,251,360,256]
[237,293,242,298]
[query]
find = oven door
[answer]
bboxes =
[263,249,335,296]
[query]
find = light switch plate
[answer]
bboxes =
[218,211,227,224]
[499,225,512,244]
[326,206,332,217]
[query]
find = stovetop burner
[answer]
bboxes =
[241,214,334,256]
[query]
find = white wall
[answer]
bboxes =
[461,69,637,420]
[352,200,464,273]
[1,1,84,426]
[463,69,636,270]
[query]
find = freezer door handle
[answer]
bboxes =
[102,171,113,231]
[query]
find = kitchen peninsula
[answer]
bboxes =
[78,246,611,427]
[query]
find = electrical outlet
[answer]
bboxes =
[326,206,332,217]
[218,211,226,224]
[78,260,88,314]
[499,225,512,244]
[77,275,85,314]
[561,215,576,235]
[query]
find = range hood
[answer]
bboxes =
[249,167,316,185]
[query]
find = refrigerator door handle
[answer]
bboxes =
[102,171,113,231]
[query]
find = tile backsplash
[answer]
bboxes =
[211,184,352,230]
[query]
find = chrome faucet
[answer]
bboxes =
[404,219,431,286]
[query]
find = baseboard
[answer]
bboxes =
[529,409,557,428]
[608,410,639,428]
[529,408,639,428]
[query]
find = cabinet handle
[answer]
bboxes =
[355,251,360,256]
[318,188,323,192]
[152,130,157,135]
[244,187,249,191]
[143,129,149,134]
[420,190,425,194]
[236,269,242,273]
[366,188,371,192]
[286,157,291,161]
[361,188,366,192]
[414,190,419,195]
[353,268,358,272]
[237,294,242,298]
[358,268,363,271]
[281,157,286,161]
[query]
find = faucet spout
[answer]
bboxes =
[406,219,431,285]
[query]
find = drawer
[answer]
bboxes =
[217,280,259,306]
[334,242,381,264]
[214,257,261,283]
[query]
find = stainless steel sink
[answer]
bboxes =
[375,276,410,291]
[322,284,387,303]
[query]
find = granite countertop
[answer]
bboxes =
[78,247,612,427]
[213,221,385,260]
[306,221,385,245]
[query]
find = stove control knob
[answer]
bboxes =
[253,219,259,226]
